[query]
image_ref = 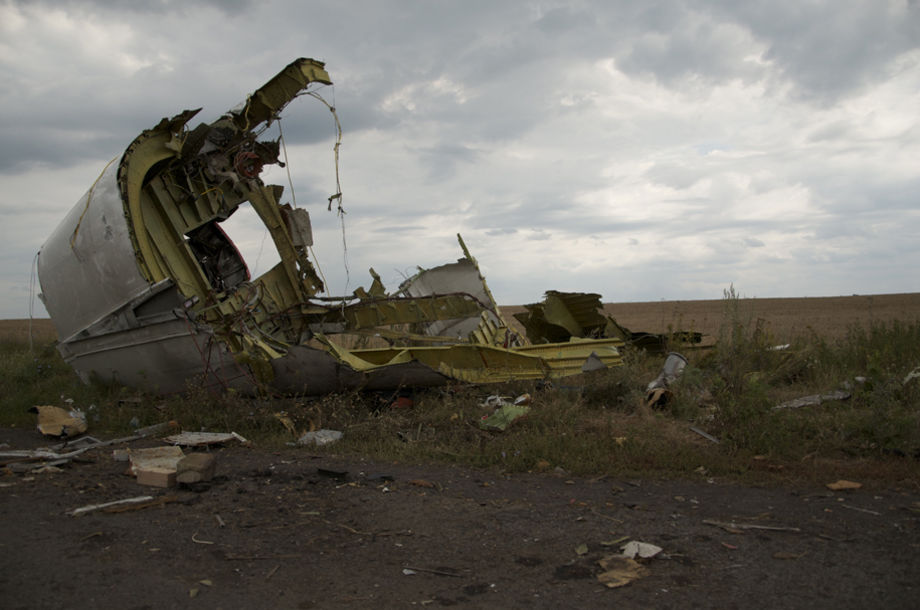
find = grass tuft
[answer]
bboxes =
[2,297,919,487]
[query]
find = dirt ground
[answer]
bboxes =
[1,428,918,609]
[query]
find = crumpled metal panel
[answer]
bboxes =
[37,58,626,396]
[38,161,152,342]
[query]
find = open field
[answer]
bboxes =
[9,292,920,345]
[601,292,920,340]
[505,292,920,342]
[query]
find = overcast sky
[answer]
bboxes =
[2,0,918,319]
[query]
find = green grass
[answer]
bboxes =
[2,293,919,486]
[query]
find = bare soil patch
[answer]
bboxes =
[1,427,918,609]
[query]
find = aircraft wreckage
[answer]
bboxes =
[37,58,630,396]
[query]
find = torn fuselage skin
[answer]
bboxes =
[38,58,623,396]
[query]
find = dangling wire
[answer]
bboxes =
[278,116,330,292]
[278,119,297,208]
[304,88,350,290]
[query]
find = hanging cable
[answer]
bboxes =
[278,117,330,292]
[278,119,297,208]
[304,89,350,290]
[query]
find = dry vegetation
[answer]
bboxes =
[2,292,919,486]
[602,292,920,340]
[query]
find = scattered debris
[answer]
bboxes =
[192,532,215,545]
[478,394,532,425]
[479,404,530,431]
[575,543,589,556]
[689,426,720,444]
[68,495,156,517]
[703,519,802,533]
[646,352,688,407]
[596,555,648,588]
[1,432,151,468]
[840,504,881,516]
[273,413,298,435]
[297,429,343,447]
[176,453,217,484]
[129,446,185,488]
[104,495,180,513]
[30,405,87,437]
[768,344,791,351]
[647,352,688,392]
[826,480,862,491]
[514,291,706,353]
[164,431,248,447]
[903,367,920,385]
[620,541,663,560]
[774,390,851,410]
[402,566,463,578]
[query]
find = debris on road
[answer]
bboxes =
[129,446,185,488]
[1,432,157,469]
[840,504,881,516]
[164,432,248,447]
[67,495,156,517]
[620,540,663,560]
[401,566,463,578]
[29,405,87,437]
[297,429,343,446]
[703,519,802,534]
[176,453,217,484]
[104,495,180,513]
[826,480,862,491]
[596,555,648,588]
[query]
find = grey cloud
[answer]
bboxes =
[703,0,920,101]
[10,0,255,15]
[616,12,762,85]
[485,228,517,236]
[416,144,480,181]
[644,162,704,190]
